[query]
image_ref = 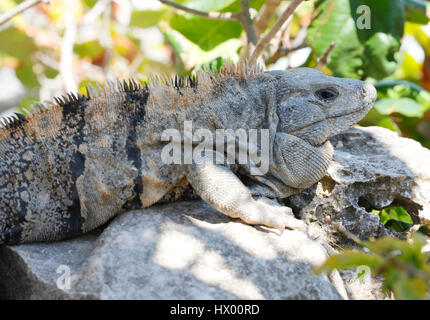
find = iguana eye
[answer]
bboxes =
[315,87,339,101]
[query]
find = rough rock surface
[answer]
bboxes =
[286,126,430,247]
[0,201,344,299]
[1,126,429,299]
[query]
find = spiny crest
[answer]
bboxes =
[0,112,27,130]
[53,92,88,108]
[215,59,264,77]
[145,73,197,89]
[144,60,264,89]
[0,78,144,132]
[0,100,54,131]
[84,78,144,98]
[0,60,263,131]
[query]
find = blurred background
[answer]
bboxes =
[0,0,430,148]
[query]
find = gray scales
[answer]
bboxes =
[0,62,376,244]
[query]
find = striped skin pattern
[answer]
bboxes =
[0,62,376,244]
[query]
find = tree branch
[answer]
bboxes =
[0,0,49,26]
[239,0,257,46]
[159,0,237,21]
[249,0,306,65]
[254,0,280,38]
[316,42,336,71]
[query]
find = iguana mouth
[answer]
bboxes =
[288,102,372,134]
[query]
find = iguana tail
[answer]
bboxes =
[0,101,89,244]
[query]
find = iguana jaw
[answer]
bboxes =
[289,106,366,134]
[288,99,374,146]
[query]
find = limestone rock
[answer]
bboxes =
[286,126,430,246]
[1,200,344,299]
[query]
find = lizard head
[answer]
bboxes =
[266,68,376,146]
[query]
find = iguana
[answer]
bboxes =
[0,62,376,244]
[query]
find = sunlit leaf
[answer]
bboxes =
[75,41,105,60]
[377,117,401,133]
[170,16,242,51]
[222,0,265,12]
[130,10,166,29]
[309,0,404,79]
[0,28,38,87]
[392,276,429,300]
[374,98,423,117]
[314,251,383,274]
[184,0,237,12]
[375,206,413,227]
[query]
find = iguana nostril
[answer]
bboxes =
[361,83,377,101]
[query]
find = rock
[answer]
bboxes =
[0,200,344,299]
[0,234,99,299]
[2,126,428,300]
[285,126,430,246]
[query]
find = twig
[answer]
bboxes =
[254,0,280,38]
[159,0,237,21]
[331,221,363,246]
[238,0,257,46]
[316,41,336,71]
[266,42,308,65]
[34,52,60,70]
[249,0,306,65]
[0,0,49,26]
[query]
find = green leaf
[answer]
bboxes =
[309,0,363,78]
[374,80,430,113]
[377,117,401,133]
[362,33,401,79]
[350,0,405,42]
[392,276,428,300]
[222,0,266,12]
[308,0,404,79]
[314,250,382,274]
[170,16,242,51]
[82,0,97,8]
[0,28,38,87]
[375,80,427,93]
[0,28,35,61]
[376,206,413,226]
[75,41,104,59]
[130,10,166,29]
[374,98,423,117]
[184,0,237,12]
[365,235,426,258]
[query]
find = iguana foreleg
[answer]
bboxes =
[185,158,307,234]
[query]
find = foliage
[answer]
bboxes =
[372,206,414,233]
[314,234,430,300]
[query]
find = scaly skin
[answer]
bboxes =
[0,62,376,244]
